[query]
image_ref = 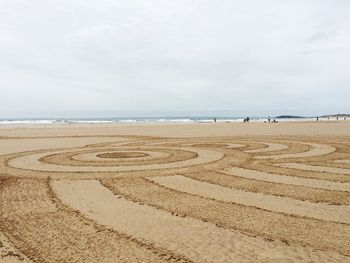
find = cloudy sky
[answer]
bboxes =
[0,0,349,117]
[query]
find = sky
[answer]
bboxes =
[0,0,350,118]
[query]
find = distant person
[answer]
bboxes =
[246,117,249,122]
[337,116,339,120]
[316,117,319,122]
[268,117,271,123]
[214,117,216,123]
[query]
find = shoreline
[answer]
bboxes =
[1,120,350,262]
[0,116,347,126]
[0,121,349,137]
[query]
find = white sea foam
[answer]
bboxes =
[0,117,331,125]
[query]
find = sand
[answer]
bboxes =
[150,175,350,223]
[224,167,350,192]
[0,232,31,263]
[334,159,350,164]
[53,179,348,263]
[277,162,350,175]
[1,121,350,262]
[244,142,289,153]
[255,142,336,159]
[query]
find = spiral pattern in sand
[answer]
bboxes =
[1,135,350,262]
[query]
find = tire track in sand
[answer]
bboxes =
[53,179,350,263]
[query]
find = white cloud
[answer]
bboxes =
[0,0,349,117]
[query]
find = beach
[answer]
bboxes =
[1,121,350,262]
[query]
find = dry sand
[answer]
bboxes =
[150,175,350,223]
[224,167,350,192]
[1,121,350,262]
[277,162,350,175]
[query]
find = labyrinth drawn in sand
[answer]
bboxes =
[1,135,350,262]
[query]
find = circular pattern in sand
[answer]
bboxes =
[1,135,350,262]
[97,152,149,159]
[72,149,169,163]
[3,141,224,178]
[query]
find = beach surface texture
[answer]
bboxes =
[1,121,350,262]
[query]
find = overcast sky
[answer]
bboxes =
[0,0,349,117]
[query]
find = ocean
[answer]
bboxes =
[0,116,324,125]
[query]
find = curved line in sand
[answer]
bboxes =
[39,147,196,168]
[0,137,129,155]
[256,143,336,160]
[245,142,289,153]
[52,179,349,263]
[277,163,350,175]
[73,150,168,162]
[0,232,33,263]
[333,160,350,164]
[222,167,350,192]
[8,147,224,173]
[224,143,247,149]
[150,175,350,224]
[147,141,246,149]
[0,178,172,262]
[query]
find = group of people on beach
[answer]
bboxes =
[212,116,347,123]
[317,116,347,121]
[266,117,277,123]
